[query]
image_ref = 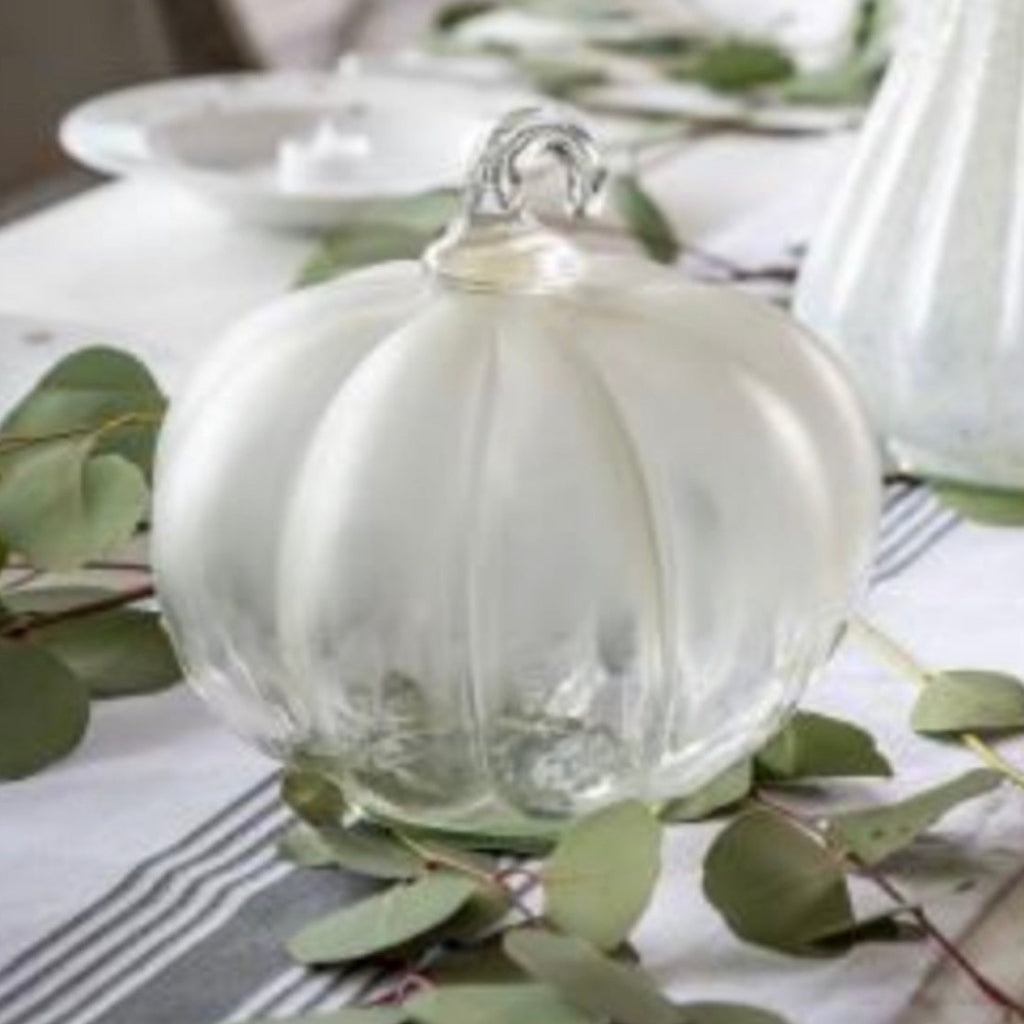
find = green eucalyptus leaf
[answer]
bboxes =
[247,1009,406,1024]
[504,928,678,1024]
[703,808,854,954]
[542,799,662,950]
[408,983,593,1024]
[395,823,556,857]
[0,440,147,571]
[2,347,165,476]
[0,638,90,780]
[912,671,1024,736]
[755,711,892,782]
[660,761,753,822]
[439,882,513,942]
[433,1,497,32]
[287,872,480,965]
[517,57,609,99]
[281,769,347,827]
[779,0,891,107]
[297,224,436,288]
[779,63,878,106]
[296,194,458,289]
[809,908,914,952]
[671,40,795,93]
[354,191,460,232]
[4,586,117,614]
[279,821,424,879]
[430,940,528,987]
[279,822,339,868]
[827,769,1003,866]
[597,32,699,58]
[611,174,680,265]
[929,481,1024,527]
[32,609,180,698]
[676,1004,791,1024]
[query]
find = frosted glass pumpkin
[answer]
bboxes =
[796,0,1024,489]
[154,109,880,836]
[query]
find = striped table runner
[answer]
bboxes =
[0,485,962,1024]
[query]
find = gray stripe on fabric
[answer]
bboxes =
[2,820,292,1024]
[0,774,279,1008]
[89,867,376,1024]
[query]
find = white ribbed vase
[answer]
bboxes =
[795,0,1024,489]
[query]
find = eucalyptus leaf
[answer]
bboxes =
[809,908,913,952]
[287,872,480,965]
[611,174,680,265]
[929,481,1024,527]
[247,1009,406,1024]
[660,761,753,822]
[297,224,438,288]
[281,769,347,827]
[912,671,1024,736]
[703,808,855,954]
[677,1004,791,1024]
[755,711,892,782]
[395,822,556,857]
[355,191,460,232]
[279,821,424,879]
[670,40,795,94]
[0,440,147,571]
[517,57,609,99]
[32,609,180,698]
[780,0,891,106]
[2,347,165,476]
[597,32,699,58]
[779,63,878,107]
[279,823,339,868]
[440,882,513,942]
[4,586,118,614]
[542,799,662,950]
[827,769,1003,866]
[504,928,678,1024]
[408,983,593,1024]
[0,638,90,780]
[434,1,497,32]
[430,941,528,987]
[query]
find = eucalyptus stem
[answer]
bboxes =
[0,412,161,455]
[753,794,1024,1019]
[1,583,155,639]
[853,857,1024,1019]
[849,616,1024,791]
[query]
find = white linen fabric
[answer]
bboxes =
[0,124,1021,1024]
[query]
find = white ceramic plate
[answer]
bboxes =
[59,70,537,230]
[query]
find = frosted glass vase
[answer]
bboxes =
[795,0,1024,490]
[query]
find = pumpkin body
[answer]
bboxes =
[154,111,880,835]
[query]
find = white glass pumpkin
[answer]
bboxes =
[154,109,881,837]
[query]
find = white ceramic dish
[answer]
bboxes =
[59,71,536,230]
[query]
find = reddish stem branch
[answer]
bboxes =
[2,584,156,638]
[753,794,1024,1018]
[855,859,1024,1018]
[83,560,153,573]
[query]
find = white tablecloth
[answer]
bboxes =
[0,131,1022,1024]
